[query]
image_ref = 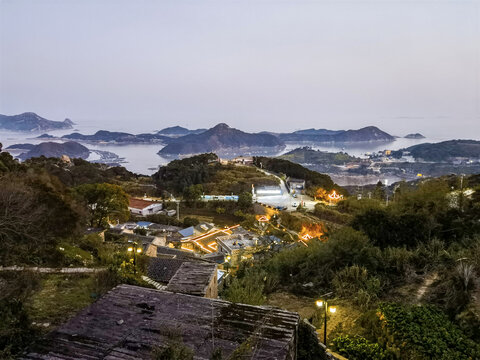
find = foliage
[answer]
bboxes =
[153,153,278,196]
[223,268,267,305]
[253,156,343,194]
[75,183,129,227]
[183,217,199,227]
[313,204,352,225]
[0,299,37,359]
[183,184,203,205]
[297,321,328,360]
[333,335,390,360]
[332,266,381,309]
[152,340,194,360]
[377,302,480,359]
[237,191,253,211]
[25,156,136,186]
[0,173,83,266]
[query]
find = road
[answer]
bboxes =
[255,168,316,211]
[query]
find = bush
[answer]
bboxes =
[183,217,199,227]
[333,335,390,360]
[377,302,480,359]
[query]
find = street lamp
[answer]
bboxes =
[316,299,337,345]
[127,241,142,275]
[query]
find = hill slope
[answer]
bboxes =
[158,123,285,156]
[18,141,90,160]
[394,140,480,162]
[278,126,394,142]
[0,112,74,132]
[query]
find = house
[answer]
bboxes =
[166,262,218,298]
[128,198,163,216]
[23,285,300,360]
[217,232,258,266]
[286,177,305,192]
[232,156,254,165]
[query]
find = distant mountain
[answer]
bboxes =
[404,133,425,139]
[279,147,359,165]
[278,126,395,142]
[158,123,285,156]
[18,141,90,160]
[292,128,344,136]
[393,140,480,162]
[157,126,207,137]
[6,143,36,151]
[62,130,171,144]
[0,112,74,132]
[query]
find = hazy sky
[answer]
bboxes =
[1,0,479,138]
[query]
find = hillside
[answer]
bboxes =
[62,130,171,144]
[253,156,344,194]
[157,126,207,137]
[279,147,359,165]
[153,153,278,194]
[0,112,74,132]
[278,126,395,143]
[18,141,90,160]
[404,133,425,139]
[394,139,480,162]
[158,123,285,156]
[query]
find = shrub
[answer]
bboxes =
[333,335,390,360]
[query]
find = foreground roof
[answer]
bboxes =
[23,285,299,360]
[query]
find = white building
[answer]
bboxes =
[128,198,163,216]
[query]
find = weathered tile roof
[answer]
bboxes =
[147,257,187,283]
[166,262,217,296]
[23,285,299,360]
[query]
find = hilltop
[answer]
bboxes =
[393,139,480,162]
[158,123,285,156]
[279,147,359,165]
[0,112,74,132]
[62,130,171,144]
[278,126,395,143]
[156,126,206,137]
[17,141,90,160]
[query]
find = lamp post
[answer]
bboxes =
[316,299,337,345]
[127,241,142,275]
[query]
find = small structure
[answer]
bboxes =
[128,198,163,216]
[232,156,254,165]
[217,232,258,265]
[255,185,282,196]
[286,177,305,192]
[166,261,218,298]
[23,285,300,360]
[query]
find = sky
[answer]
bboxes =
[1,0,479,138]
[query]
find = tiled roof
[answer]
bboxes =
[22,285,300,360]
[147,257,187,283]
[166,262,217,296]
[128,198,158,210]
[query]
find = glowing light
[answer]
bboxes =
[136,248,142,253]
[316,300,324,308]
[328,190,342,201]
[329,307,337,313]
[180,246,195,252]
[256,215,270,222]
[127,247,133,252]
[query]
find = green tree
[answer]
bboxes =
[183,184,203,206]
[237,192,253,211]
[75,183,129,227]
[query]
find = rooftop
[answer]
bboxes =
[128,197,159,210]
[147,257,188,283]
[217,233,258,251]
[166,262,217,296]
[23,285,299,360]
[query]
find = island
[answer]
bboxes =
[0,112,74,132]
